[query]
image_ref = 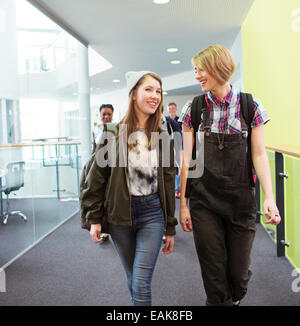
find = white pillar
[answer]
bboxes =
[0,0,19,100]
[0,0,19,145]
[1,99,8,144]
[77,42,91,165]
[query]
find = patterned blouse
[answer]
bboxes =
[178,86,270,133]
[128,130,158,196]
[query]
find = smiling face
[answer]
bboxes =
[100,107,113,123]
[194,66,220,93]
[168,104,177,119]
[133,75,162,118]
[192,45,236,92]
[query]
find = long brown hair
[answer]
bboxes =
[120,73,163,149]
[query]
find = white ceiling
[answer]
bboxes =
[28,0,254,95]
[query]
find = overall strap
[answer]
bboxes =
[240,92,255,187]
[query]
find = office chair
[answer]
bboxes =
[0,161,27,225]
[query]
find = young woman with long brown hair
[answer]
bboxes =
[82,71,177,306]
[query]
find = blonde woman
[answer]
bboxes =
[179,45,281,306]
[81,71,177,306]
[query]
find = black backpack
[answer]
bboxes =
[190,92,255,187]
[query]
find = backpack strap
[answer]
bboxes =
[240,92,255,127]
[185,95,206,197]
[191,94,206,160]
[240,92,255,187]
[191,95,205,132]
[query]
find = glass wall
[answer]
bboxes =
[285,155,300,269]
[258,150,300,270]
[0,0,84,268]
[260,151,277,241]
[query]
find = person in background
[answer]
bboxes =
[179,45,281,306]
[167,102,182,198]
[83,71,177,305]
[93,104,114,151]
[92,103,114,242]
[167,102,181,125]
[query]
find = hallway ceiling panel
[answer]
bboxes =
[28,0,253,94]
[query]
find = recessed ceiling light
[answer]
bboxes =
[163,91,168,95]
[112,79,120,83]
[153,0,170,4]
[167,48,178,53]
[170,60,181,64]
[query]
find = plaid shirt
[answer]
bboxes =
[178,87,270,133]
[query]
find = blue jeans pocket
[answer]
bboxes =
[144,195,161,209]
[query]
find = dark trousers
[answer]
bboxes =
[191,205,256,306]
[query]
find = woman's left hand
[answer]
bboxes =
[162,235,174,254]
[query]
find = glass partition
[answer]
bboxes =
[0,0,85,268]
[0,143,80,267]
[257,149,300,269]
[260,150,277,241]
[284,155,300,269]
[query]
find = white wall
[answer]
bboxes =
[230,28,244,91]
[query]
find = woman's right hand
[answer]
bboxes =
[90,224,102,243]
[180,205,193,232]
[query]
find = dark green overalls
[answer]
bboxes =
[189,107,257,306]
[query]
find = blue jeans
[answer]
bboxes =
[109,193,165,306]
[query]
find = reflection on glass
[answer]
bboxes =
[0,0,82,268]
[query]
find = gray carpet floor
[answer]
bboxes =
[0,199,299,306]
[0,198,79,266]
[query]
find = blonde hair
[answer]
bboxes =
[192,45,235,85]
[120,73,163,149]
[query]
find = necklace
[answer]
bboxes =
[217,132,225,150]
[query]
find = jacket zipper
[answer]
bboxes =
[122,135,132,226]
[125,166,132,226]
[160,139,168,234]
[161,169,167,234]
